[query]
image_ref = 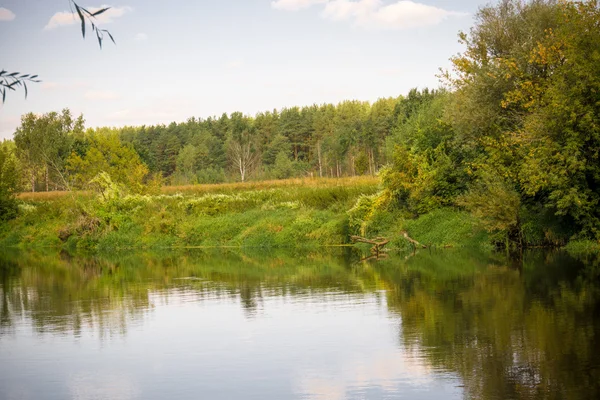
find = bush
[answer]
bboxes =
[0,143,20,222]
[402,208,489,249]
[273,151,294,179]
[457,171,520,240]
[196,167,227,184]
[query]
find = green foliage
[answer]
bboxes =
[381,90,467,216]
[564,239,600,255]
[272,151,293,179]
[519,202,575,247]
[0,142,19,221]
[66,131,150,194]
[18,95,398,185]
[196,167,227,184]
[347,194,382,236]
[354,152,369,175]
[173,144,200,185]
[262,134,291,166]
[457,170,521,237]
[14,109,84,192]
[439,0,600,244]
[0,179,378,250]
[401,208,490,250]
[8,93,399,188]
[89,172,125,201]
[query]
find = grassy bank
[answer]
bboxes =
[16,177,366,202]
[1,177,493,252]
[2,177,376,251]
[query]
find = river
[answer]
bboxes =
[0,248,598,400]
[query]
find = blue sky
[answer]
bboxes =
[1,0,484,139]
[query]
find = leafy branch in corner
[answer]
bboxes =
[1,1,116,103]
[69,0,116,49]
[0,71,40,103]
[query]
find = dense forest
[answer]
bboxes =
[1,0,600,248]
[2,94,416,189]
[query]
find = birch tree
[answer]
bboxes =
[226,112,259,182]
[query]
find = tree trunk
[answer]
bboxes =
[317,142,322,178]
[45,165,49,192]
[31,171,35,193]
[239,160,245,182]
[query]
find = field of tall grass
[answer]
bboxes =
[3,176,494,252]
[4,177,381,251]
[17,177,378,201]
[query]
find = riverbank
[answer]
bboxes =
[0,177,494,252]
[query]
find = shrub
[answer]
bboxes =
[0,144,20,222]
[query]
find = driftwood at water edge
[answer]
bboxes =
[350,236,390,247]
[350,235,389,258]
[400,231,427,249]
[350,231,427,261]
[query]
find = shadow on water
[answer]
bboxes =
[0,247,599,399]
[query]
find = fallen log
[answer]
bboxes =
[350,235,390,257]
[350,236,389,247]
[400,231,427,249]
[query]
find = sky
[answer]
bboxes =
[0,0,485,140]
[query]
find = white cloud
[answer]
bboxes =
[134,32,147,41]
[44,5,132,30]
[84,90,120,100]
[0,7,15,21]
[378,67,404,76]
[107,108,177,123]
[225,60,245,69]
[41,82,61,90]
[274,0,467,30]
[42,81,90,90]
[271,0,327,11]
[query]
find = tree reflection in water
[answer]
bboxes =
[0,248,598,399]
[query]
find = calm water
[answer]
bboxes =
[0,249,598,400]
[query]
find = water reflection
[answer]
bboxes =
[377,250,600,400]
[0,248,598,400]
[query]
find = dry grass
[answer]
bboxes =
[163,176,379,195]
[17,191,91,201]
[17,176,379,201]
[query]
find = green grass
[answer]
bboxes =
[563,239,600,254]
[1,178,378,251]
[402,208,490,248]
[364,208,490,251]
[11,179,582,253]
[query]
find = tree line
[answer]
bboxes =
[1,90,438,192]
